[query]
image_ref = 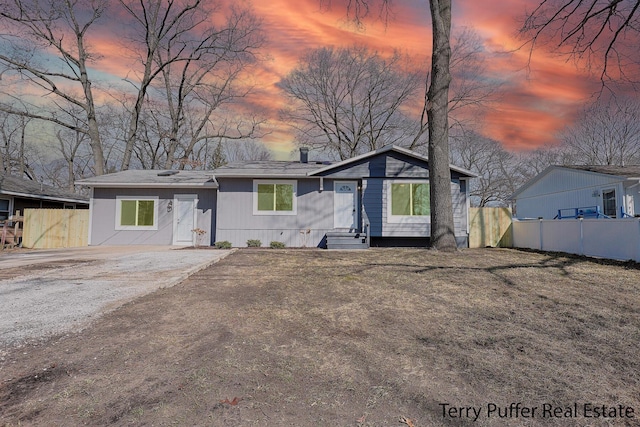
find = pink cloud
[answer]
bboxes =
[12,0,617,157]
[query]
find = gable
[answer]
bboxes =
[314,150,468,180]
[515,167,624,200]
[314,151,418,178]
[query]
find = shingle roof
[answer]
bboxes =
[213,161,328,178]
[562,165,640,178]
[76,170,218,187]
[76,145,476,186]
[0,174,88,204]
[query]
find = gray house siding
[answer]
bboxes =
[83,147,472,248]
[215,178,334,247]
[514,168,632,219]
[90,188,215,245]
[318,151,433,179]
[362,177,467,240]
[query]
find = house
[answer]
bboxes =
[76,145,475,248]
[0,174,89,221]
[511,165,640,219]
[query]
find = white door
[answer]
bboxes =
[625,194,634,216]
[173,195,197,245]
[334,181,357,229]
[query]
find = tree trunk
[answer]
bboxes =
[427,0,457,251]
[77,34,105,176]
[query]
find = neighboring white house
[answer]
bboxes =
[511,165,640,219]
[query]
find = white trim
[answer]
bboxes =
[172,194,198,246]
[115,196,159,231]
[333,180,358,229]
[0,190,87,204]
[78,182,218,189]
[252,179,297,216]
[461,177,471,234]
[386,179,431,224]
[307,145,476,177]
[88,188,94,245]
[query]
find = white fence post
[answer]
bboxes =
[513,217,640,262]
[579,218,584,256]
[539,219,543,251]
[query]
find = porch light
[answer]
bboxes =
[167,200,173,212]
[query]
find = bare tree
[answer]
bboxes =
[559,97,640,165]
[160,6,264,169]
[315,0,457,249]
[426,0,456,249]
[193,138,273,169]
[410,27,501,149]
[520,0,640,85]
[279,46,420,160]
[512,144,575,185]
[0,111,32,176]
[53,127,94,191]
[0,0,107,174]
[117,0,264,171]
[221,140,272,163]
[450,132,518,207]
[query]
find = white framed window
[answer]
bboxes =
[115,196,159,230]
[387,180,430,223]
[253,180,297,215]
[0,198,10,221]
[602,188,617,218]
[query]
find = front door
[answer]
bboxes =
[173,195,197,245]
[334,181,357,229]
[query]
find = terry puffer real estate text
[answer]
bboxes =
[440,402,635,422]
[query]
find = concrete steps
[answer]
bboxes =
[326,231,369,249]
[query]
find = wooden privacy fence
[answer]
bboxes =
[22,208,89,249]
[469,207,513,248]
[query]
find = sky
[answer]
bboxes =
[243,0,603,157]
[10,0,611,160]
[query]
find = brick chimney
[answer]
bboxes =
[299,147,309,163]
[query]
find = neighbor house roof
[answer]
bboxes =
[510,165,640,199]
[562,165,640,179]
[76,170,219,188]
[0,174,88,204]
[307,145,476,177]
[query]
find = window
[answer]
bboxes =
[116,197,158,230]
[602,189,617,218]
[388,181,429,222]
[0,199,10,221]
[253,180,297,215]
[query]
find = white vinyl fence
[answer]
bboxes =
[513,218,640,262]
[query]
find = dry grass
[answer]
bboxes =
[1,248,639,426]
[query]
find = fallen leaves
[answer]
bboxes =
[399,416,416,427]
[220,396,241,406]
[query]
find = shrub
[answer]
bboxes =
[270,241,286,249]
[214,241,232,249]
[246,239,262,247]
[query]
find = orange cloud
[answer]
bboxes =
[5,0,615,159]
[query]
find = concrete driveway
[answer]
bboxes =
[0,246,233,349]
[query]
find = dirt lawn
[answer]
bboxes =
[1,248,639,426]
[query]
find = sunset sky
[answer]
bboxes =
[9,0,613,160]
[243,0,603,157]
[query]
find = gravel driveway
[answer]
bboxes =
[0,246,233,349]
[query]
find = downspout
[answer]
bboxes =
[318,176,323,192]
